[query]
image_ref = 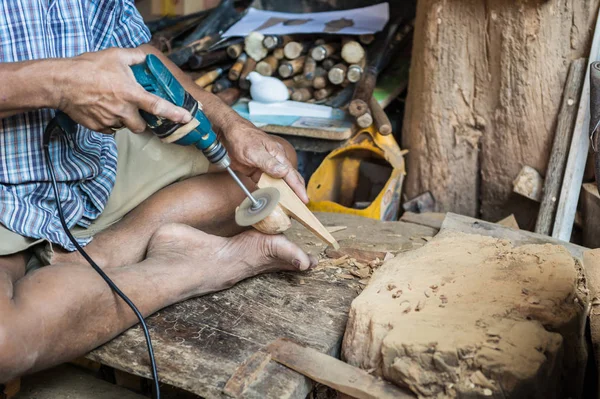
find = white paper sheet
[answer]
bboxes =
[222,3,389,38]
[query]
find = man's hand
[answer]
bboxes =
[55,48,192,134]
[221,120,308,203]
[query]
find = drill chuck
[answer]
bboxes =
[203,140,231,169]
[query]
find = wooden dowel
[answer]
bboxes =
[187,49,229,70]
[283,41,309,60]
[356,111,373,128]
[255,55,280,76]
[262,35,292,50]
[278,56,306,78]
[228,53,247,80]
[291,87,314,102]
[310,43,339,61]
[194,67,223,87]
[535,58,587,235]
[314,86,335,100]
[369,96,392,135]
[346,64,363,83]
[349,66,377,117]
[303,56,317,80]
[226,43,244,59]
[245,31,268,61]
[239,57,257,90]
[212,76,233,93]
[341,40,365,64]
[321,58,336,71]
[328,63,348,85]
[272,48,285,60]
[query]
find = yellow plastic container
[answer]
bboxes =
[307,126,406,221]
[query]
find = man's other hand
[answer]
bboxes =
[56,48,192,134]
[221,121,309,203]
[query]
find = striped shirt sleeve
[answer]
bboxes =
[110,0,151,49]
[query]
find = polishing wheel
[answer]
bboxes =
[235,187,281,226]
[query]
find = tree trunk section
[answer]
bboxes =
[402,0,600,223]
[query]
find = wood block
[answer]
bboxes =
[582,183,600,248]
[496,214,520,230]
[343,231,588,398]
[513,165,543,202]
[267,338,413,399]
[257,174,339,249]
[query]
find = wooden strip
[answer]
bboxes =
[535,58,586,235]
[223,351,272,398]
[553,9,600,240]
[267,338,414,399]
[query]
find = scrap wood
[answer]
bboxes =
[266,338,414,399]
[535,58,586,235]
[223,350,272,398]
[326,225,347,234]
[325,247,387,264]
[496,214,520,230]
[553,9,600,241]
[585,250,600,395]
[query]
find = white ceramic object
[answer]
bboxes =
[248,72,289,103]
[248,100,333,118]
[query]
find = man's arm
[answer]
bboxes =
[0,60,63,119]
[140,45,308,203]
[0,48,191,133]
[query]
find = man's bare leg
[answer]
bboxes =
[0,222,315,383]
[53,137,300,268]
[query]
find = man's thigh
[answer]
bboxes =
[71,130,210,239]
[0,129,209,262]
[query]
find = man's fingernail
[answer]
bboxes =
[181,111,193,123]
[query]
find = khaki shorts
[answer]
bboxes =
[0,130,209,267]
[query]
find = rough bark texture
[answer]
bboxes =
[402,0,600,223]
[342,231,588,398]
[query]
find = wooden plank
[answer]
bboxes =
[581,183,600,248]
[257,174,339,249]
[267,338,414,399]
[535,58,587,235]
[584,250,600,397]
[86,213,438,399]
[553,9,600,241]
[441,213,586,259]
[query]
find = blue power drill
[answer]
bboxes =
[130,54,262,209]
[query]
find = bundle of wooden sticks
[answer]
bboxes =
[151,1,412,134]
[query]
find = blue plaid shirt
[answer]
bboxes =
[0,0,150,250]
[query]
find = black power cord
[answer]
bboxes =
[43,112,161,399]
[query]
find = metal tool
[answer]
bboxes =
[131,54,273,220]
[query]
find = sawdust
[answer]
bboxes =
[342,231,588,398]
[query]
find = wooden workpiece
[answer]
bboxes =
[257,174,339,249]
[87,213,437,398]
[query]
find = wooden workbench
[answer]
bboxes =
[86,213,437,398]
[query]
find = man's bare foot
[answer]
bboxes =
[146,223,317,295]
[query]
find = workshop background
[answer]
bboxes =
[8,0,600,398]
